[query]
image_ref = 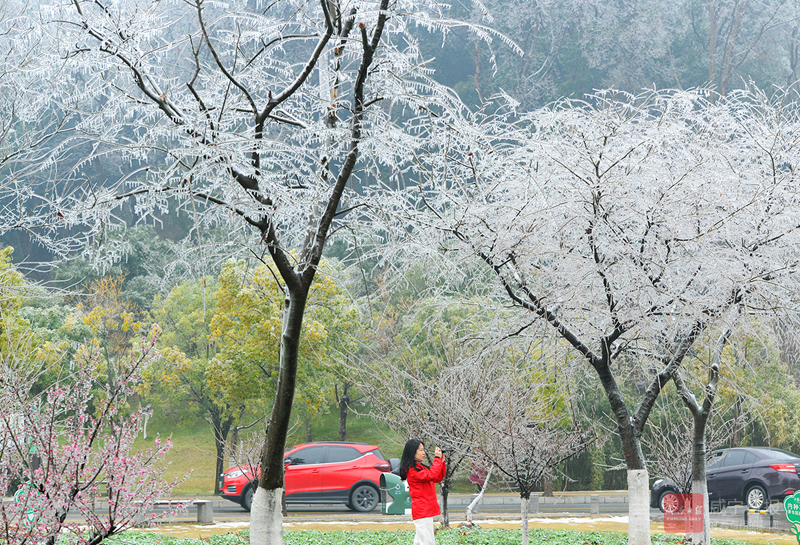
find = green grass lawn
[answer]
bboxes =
[104,528,760,545]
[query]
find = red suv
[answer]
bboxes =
[219,442,392,512]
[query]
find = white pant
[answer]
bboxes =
[413,516,435,545]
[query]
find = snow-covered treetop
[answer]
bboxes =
[387,88,800,360]
[1,0,510,274]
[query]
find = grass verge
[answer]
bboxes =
[104,527,768,545]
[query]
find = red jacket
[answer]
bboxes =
[406,457,446,520]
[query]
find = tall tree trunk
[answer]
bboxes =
[673,326,731,545]
[248,1,388,538]
[543,468,554,497]
[708,0,717,87]
[230,427,240,463]
[466,465,493,523]
[441,478,450,528]
[212,412,234,495]
[789,25,800,90]
[718,0,747,96]
[251,288,309,545]
[473,42,484,104]
[337,382,350,442]
[732,397,743,447]
[595,360,651,545]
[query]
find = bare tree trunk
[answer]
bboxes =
[230,427,240,462]
[543,468,553,497]
[304,416,312,443]
[212,413,234,495]
[441,478,450,528]
[708,0,717,87]
[691,394,714,545]
[473,42,484,104]
[789,25,800,90]
[141,404,151,440]
[466,466,493,523]
[595,359,652,545]
[719,0,748,96]
[337,382,350,442]
[214,441,226,495]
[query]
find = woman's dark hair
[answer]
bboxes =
[397,439,425,480]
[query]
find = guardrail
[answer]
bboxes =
[744,508,774,528]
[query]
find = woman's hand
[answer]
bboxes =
[434,447,443,458]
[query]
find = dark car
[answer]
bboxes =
[219,441,393,512]
[651,447,800,512]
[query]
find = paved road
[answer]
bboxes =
[83,492,633,524]
[65,495,790,534]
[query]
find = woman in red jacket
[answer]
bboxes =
[398,439,446,545]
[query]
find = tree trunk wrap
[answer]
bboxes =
[628,469,651,545]
[521,495,529,545]
[249,487,283,545]
[691,478,710,545]
[691,410,711,545]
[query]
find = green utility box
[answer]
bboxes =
[380,472,411,515]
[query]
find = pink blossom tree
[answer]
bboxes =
[0,326,187,545]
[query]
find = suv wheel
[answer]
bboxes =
[746,484,767,510]
[242,484,254,512]
[349,484,379,512]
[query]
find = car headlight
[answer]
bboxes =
[225,469,246,479]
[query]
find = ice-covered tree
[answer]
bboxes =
[459,349,589,545]
[446,0,796,109]
[358,301,492,527]
[0,0,501,540]
[382,87,800,544]
[0,0,86,258]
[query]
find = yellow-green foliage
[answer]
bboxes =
[0,247,68,389]
[64,275,147,383]
[0,246,25,313]
[678,319,791,446]
[0,247,34,351]
[151,258,361,422]
[0,247,31,370]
